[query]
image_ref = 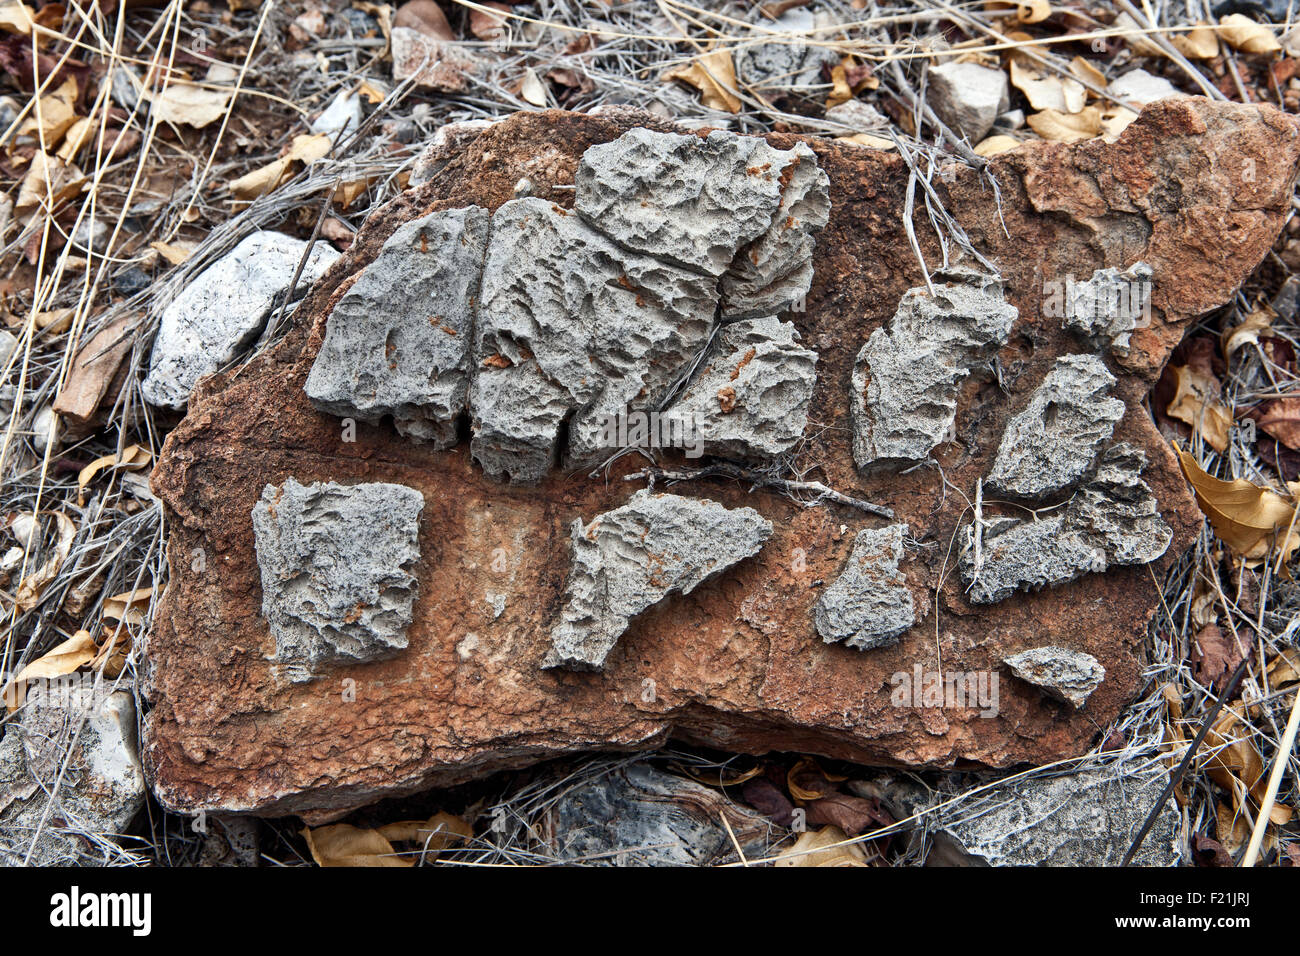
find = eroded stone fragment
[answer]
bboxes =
[940,764,1180,866]
[1060,262,1152,355]
[985,353,1125,499]
[815,524,919,651]
[1003,646,1105,708]
[665,316,817,459]
[960,443,1173,604]
[734,7,838,96]
[575,128,828,316]
[471,198,718,483]
[545,490,772,671]
[143,231,339,410]
[252,478,424,681]
[852,276,1017,471]
[390,26,482,92]
[926,62,1010,143]
[305,207,489,446]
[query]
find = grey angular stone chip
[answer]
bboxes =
[815,523,917,651]
[852,275,1017,471]
[1060,262,1153,355]
[545,490,773,671]
[305,206,490,446]
[960,443,1172,604]
[471,198,718,483]
[665,316,818,459]
[1002,645,1106,708]
[985,353,1126,499]
[252,478,424,681]
[926,62,1010,144]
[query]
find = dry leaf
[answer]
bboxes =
[3,630,95,710]
[664,48,742,114]
[332,179,371,209]
[102,586,153,626]
[149,240,195,265]
[377,811,472,853]
[0,1,34,34]
[1173,22,1219,60]
[35,308,74,333]
[392,0,452,41]
[302,823,411,867]
[974,134,1021,156]
[1166,364,1232,453]
[827,60,852,108]
[1175,446,1300,560]
[1223,308,1273,358]
[519,67,547,107]
[357,79,386,104]
[1100,106,1139,142]
[16,77,78,147]
[149,63,239,129]
[1026,106,1100,142]
[14,510,75,610]
[774,826,868,866]
[229,133,331,201]
[52,313,136,426]
[1267,648,1300,687]
[15,152,84,218]
[1252,397,1300,451]
[1113,11,1166,58]
[1068,55,1106,89]
[985,0,1050,23]
[77,444,151,505]
[1010,60,1086,113]
[55,115,94,162]
[836,132,895,150]
[1218,14,1282,55]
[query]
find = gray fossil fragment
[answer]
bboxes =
[815,524,917,651]
[575,128,828,317]
[305,207,490,446]
[252,478,424,681]
[470,198,718,483]
[960,443,1172,604]
[985,353,1126,499]
[852,276,1017,471]
[143,231,339,410]
[1059,262,1153,356]
[734,7,838,96]
[1002,646,1106,708]
[665,316,817,459]
[545,490,772,671]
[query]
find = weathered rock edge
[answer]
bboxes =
[144,101,1300,818]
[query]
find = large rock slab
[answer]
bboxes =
[143,102,1300,818]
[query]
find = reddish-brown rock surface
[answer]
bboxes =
[144,100,1300,818]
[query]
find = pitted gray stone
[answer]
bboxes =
[575,127,827,318]
[852,276,1017,471]
[960,443,1172,604]
[666,316,817,459]
[734,7,838,96]
[305,206,490,446]
[985,353,1125,499]
[1002,645,1106,708]
[471,198,718,483]
[815,523,917,651]
[544,490,772,671]
[252,478,424,681]
[1060,262,1153,355]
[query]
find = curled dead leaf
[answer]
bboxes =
[1218,14,1282,55]
[1173,22,1219,60]
[1026,105,1100,142]
[1223,308,1273,359]
[985,0,1050,23]
[229,133,332,201]
[774,825,868,866]
[1010,59,1086,113]
[303,810,470,866]
[664,48,741,114]
[1175,446,1300,561]
[77,444,151,505]
[14,510,75,610]
[148,63,239,129]
[1166,363,1233,453]
[974,134,1021,157]
[3,629,95,711]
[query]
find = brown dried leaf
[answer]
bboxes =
[3,629,95,710]
[1173,22,1220,60]
[52,313,136,426]
[1223,308,1273,358]
[1175,446,1300,560]
[1252,397,1300,450]
[1218,14,1282,55]
[664,48,741,114]
[77,444,151,505]
[393,0,453,41]
[301,823,410,867]
[985,0,1050,23]
[1026,105,1100,142]
[974,134,1021,157]
[14,510,75,610]
[0,2,35,34]
[1166,363,1232,453]
[1010,59,1086,113]
[149,64,238,129]
[774,826,868,866]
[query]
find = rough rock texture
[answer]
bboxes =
[815,524,924,651]
[1061,262,1153,356]
[666,316,818,459]
[941,765,1180,866]
[390,26,481,92]
[0,691,146,865]
[985,353,1126,498]
[545,491,773,670]
[410,119,496,185]
[305,206,489,446]
[927,62,1010,143]
[251,478,424,682]
[852,274,1018,471]
[575,128,829,316]
[144,102,1300,817]
[544,761,772,865]
[142,231,338,410]
[471,198,719,482]
[1003,646,1106,708]
[962,444,1173,604]
[734,7,837,96]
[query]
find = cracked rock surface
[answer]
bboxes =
[143,104,1300,816]
[852,274,1017,471]
[545,490,772,671]
[1060,262,1153,356]
[1003,646,1106,708]
[666,316,817,460]
[961,444,1173,605]
[251,478,424,682]
[985,353,1126,499]
[815,524,922,651]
